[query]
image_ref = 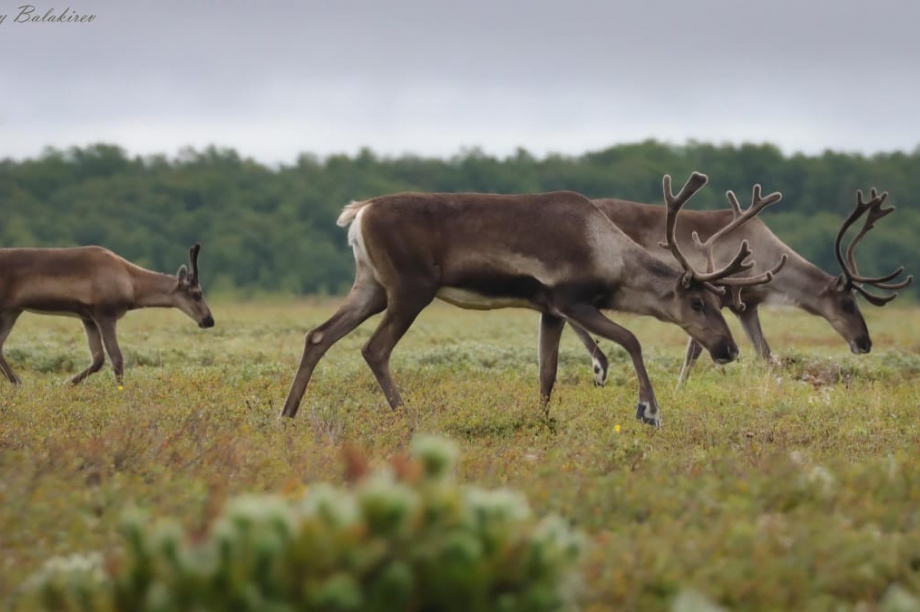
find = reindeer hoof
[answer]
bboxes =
[635,402,662,427]
[592,362,608,387]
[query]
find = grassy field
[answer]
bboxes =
[2,299,920,611]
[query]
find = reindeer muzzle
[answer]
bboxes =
[850,335,871,355]
[200,315,215,329]
[711,339,739,365]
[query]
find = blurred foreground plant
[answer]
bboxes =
[25,435,584,612]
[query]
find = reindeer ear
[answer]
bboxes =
[677,272,694,291]
[824,275,848,294]
[177,264,189,284]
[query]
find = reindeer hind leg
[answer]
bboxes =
[0,310,23,385]
[280,279,387,418]
[538,313,565,405]
[360,286,436,411]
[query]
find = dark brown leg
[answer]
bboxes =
[570,322,609,386]
[561,304,660,426]
[738,305,772,360]
[95,317,124,385]
[360,289,435,411]
[280,280,387,418]
[0,310,23,385]
[538,313,565,404]
[71,318,106,384]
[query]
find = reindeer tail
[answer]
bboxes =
[336,200,373,227]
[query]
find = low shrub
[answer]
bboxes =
[25,435,584,612]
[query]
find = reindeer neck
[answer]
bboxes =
[130,266,178,309]
[766,251,836,313]
[609,248,680,319]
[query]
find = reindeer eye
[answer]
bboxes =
[192,293,202,302]
[842,299,855,314]
[691,298,706,313]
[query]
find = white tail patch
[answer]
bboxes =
[337,200,371,227]
[346,205,383,284]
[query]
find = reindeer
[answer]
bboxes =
[0,244,214,386]
[280,172,780,427]
[572,188,913,387]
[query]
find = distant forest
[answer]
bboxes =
[1,141,917,299]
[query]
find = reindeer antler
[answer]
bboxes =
[188,243,202,286]
[703,253,788,311]
[688,184,788,311]
[660,174,786,308]
[694,185,782,256]
[659,172,726,295]
[834,189,913,306]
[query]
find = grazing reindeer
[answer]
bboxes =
[573,188,913,386]
[0,244,215,386]
[281,172,779,427]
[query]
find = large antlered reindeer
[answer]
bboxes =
[572,188,913,386]
[0,244,215,385]
[280,172,781,426]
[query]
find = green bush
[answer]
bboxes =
[25,435,584,612]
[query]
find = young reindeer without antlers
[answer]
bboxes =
[280,172,777,427]
[573,187,912,387]
[0,244,215,386]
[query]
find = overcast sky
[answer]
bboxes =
[1,0,918,164]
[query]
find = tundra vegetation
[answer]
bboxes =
[2,300,919,611]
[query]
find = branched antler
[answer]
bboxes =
[660,175,786,308]
[660,172,710,282]
[834,189,913,306]
[660,172,735,296]
[688,185,787,311]
[704,252,788,311]
[694,185,782,261]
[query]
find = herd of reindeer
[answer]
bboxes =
[0,172,912,427]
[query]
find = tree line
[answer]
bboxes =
[1,141,917,299]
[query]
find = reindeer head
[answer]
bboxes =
[659,173,786,364]
[822,189,913,354]
[175,243,215,329]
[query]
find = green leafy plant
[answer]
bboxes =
[24,435,584,612]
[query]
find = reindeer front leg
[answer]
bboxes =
[569,323,609,386]
[737,305,772,360]
[561,304,660,427]
[676,338,703,388]
[94,317,124,386]
[71,318,106,384]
